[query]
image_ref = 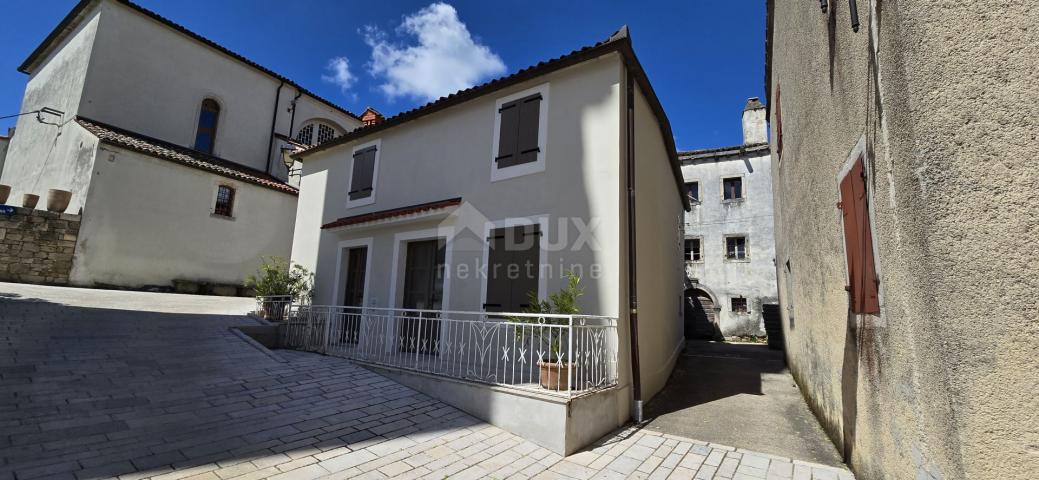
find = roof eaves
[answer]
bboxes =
[18,0,360,122]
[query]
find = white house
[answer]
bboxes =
[679,98,778,337]
[288,27,688,453]
[0,0,360,291]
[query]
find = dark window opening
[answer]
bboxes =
[194,99,220,154]
[317,124,337,144]
[214,185,235,217]
[685,181,700,204]
[725,236,747,260]
[722,177,743,201]
[295,124,314,146]
[484,224,541,313]
[495,93,542,168]
[684,238,702,262]
[731,297,749,313]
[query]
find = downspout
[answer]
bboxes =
[265,81,285,175]
[625,70,643,423]
[288,89,303,139]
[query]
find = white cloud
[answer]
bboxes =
[322,56,356,92]
[363,3,506,102]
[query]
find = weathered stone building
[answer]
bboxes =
[766,1,1038,479]
[680,99,777,337]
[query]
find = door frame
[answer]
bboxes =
[388,227,454,311]
[479,215,549,312]
[333,237,373,307]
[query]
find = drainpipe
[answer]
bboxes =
[625,71,643,424]
[288,89,303,138]
[265,81,285,175]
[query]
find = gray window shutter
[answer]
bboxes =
[496,101,520,168]
[349,147,376,200]
[516,95,541,166]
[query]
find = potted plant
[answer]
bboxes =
[245,256,314,321]
[514,271,584,391]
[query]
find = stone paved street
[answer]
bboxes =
[0,283,854,479]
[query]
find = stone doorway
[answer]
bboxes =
[685,287,721,340]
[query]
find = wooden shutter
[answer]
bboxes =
[775,86,783,160]
[349,147,376,200]
[509,224,540,311]
[484,224,540,312]
[840,156,880,314]
[484,230,510,312]
[516,95,542,166]
[496,101,520,167]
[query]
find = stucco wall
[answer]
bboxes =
[682,151,777,336]
[71,143,296,288]
[769,1,1039,479]
[631,83,685,401]
[0,8,101,214]
[81,0,359,177]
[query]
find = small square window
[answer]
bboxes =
[684,238,702,262]
[731,297,749,313]
[722,177,744,201]
[725,236,747,260]
[685,181,700,204]
[214,185,235,217]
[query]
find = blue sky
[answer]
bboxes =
[0,1,766,150]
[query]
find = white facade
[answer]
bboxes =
[0,0,360,290]
[291,44,686,440]
[680,99,778,336]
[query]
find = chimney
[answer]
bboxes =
[361,107,384,127]
[741,97,767,145]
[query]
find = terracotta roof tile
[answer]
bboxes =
[321,197,462,230]
[76,117,298,195]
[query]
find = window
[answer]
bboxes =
[725,236,747,260]
[194,99,220,154]
[731,297,749,313]
[294,121,341,147]
[213,185,235,217]
[722,177,743,201]
[348,141,379,207]
[492,84,548,182]
[684,238,702,262]
[685,181,700,204]
[839,154,880,314]
[484,224,541,313]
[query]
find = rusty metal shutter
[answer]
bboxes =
[840,156,879,314]
[349,146,376,200]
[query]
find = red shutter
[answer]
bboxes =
[840,156,880,314]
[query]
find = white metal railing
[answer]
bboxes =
[254,295,293,322]
[282,305,619,398]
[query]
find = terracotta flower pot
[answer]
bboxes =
[0,184,10,205]
[46,189,72,213]
[539,361,577,391]
[22,193,39,209]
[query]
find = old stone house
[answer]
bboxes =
[680,98,777,338]
[766,1,1038,479]
[0,0,360,291]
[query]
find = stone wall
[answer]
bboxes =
[0,206,80,285]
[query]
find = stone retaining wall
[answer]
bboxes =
[0,206,80,285]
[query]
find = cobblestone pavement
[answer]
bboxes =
[0,284,854,479]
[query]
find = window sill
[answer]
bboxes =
[210,213,235,221]
[346,195,376,209]
[723,257,750,263]
[490,160,545,183]
[721,199,746,204]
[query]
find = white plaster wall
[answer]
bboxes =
[294,56,624,320]
[631,83,685,402]
[70,143,297,287]
[80,0,358,177]
[682,152,778,335]
[0,8,101,213]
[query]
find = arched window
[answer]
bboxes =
[294,121,340,146]
[194,99,220,154]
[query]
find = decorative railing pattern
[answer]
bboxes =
[254,295,293,322]
[282,305,619,398]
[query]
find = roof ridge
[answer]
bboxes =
[678,142,770,156]
[19,0,360,121]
